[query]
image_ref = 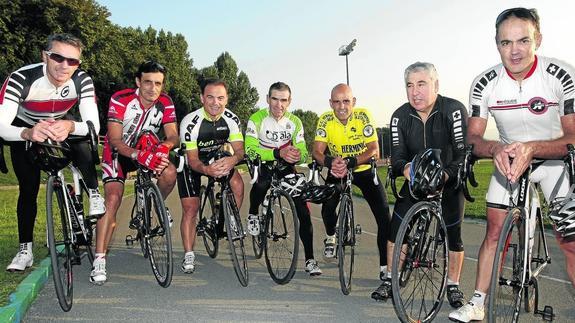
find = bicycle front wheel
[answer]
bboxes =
[337,194,354,295]
[223,189,249,287]
[199,185,219,258]
[46,176,73,311]
[144,183,173,288]
[264,190,299,285]
[488,207,526,322]
[391,201,448,323]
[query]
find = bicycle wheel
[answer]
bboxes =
[76,185,95,265]
[223,189,249,286]
[488,207,526,322]
[391,201,448,323]
[264,190,299,285]
[199,185,219,258]
[46,176,73,312]
[337,194,354,295]
[130,199,149,258]
[251,202,266,259]
[144,183,173,288]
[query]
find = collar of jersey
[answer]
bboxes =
[266,108,290,123]
[135,88,160,110]
[504,55,538,81]
[202,108,223,122]
[331,110,355,126]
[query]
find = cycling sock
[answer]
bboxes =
[447,278,459,286]
[94,253,106,261]
[469,290,486,306]
[185,251,195,258]
[20,242,32,252]
[387,272,392,279]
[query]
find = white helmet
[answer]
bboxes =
[280,173,307,197]
[549,184,575,237]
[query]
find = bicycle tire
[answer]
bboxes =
[144,183,173,288]
[264,190,299,285]
[223,189,249,287]
[488,207,526,322]
[337,194,354,295]
[391,201,448,323]
[525,207,544,313]
[46,176,74,312]
[199,185,219,258]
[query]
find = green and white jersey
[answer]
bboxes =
[245,108,308,162]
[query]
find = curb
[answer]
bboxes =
[0,258,51,323]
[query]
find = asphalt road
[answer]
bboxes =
[24,173,575,322]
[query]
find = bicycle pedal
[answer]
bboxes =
[541,305,554,321]
[125,235,135,247]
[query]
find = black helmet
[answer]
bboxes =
[27,140,72,172]
[549,184,575,237]
[301,184,336,204]
[409,148,444,200]
[280,173,307,197]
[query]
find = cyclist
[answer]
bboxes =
[0,33,105,272]
[245,81,321,276]
[371,62,468,306]
[90,61,179,285]
[449,8,575,322]
[177,78,244,274]
[312,83,390,278]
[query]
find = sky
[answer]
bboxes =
[96,0,575,138]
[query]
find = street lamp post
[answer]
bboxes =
[338,39,357,85]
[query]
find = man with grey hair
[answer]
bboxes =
[0,33,104,272]
[371,62,468,307]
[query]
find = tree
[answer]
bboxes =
[292,109,319,155]
[197,52,259,129]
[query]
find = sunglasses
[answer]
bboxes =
[495,7,538,28]
[142,60,166,73]
[45,51,82,66]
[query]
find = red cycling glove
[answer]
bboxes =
[137,150,162,170]
[154,144,170,159]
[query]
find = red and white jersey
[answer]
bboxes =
[469,55,575,144]
[107,88,176,147]
[0,63,99,141]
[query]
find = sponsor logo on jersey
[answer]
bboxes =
[286,123,292,130]
[496,99,517,105]
[350,127,356,132]
[246,126,256,135]
[61,86,70,97]
[486,70,497,81]
[198,140,216,147]
[108,106,117,115]
[546,63,559,76]
[266,130,292,142]
[217,126,228,131]
[341,143,365,154]
[316,128,326,138]
[363,125,374,137]
[527,97,548,115]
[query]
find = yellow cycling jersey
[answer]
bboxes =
[314,107,377,172]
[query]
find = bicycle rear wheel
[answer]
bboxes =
[199,185,219,258]
[144,183,173,288]
[337,194,354,295]
[264,190,299,285]
[46,176,74,312]
[223,189,249,287]
[488,207,526,322]
[391,201,448,323]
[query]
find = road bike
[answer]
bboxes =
[487,145,575,322]
[124,131,173,288]
[29,121,99,311]
[387,145,476,322]
[248,156,299,285]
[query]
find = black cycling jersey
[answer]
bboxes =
[390,94,468,185]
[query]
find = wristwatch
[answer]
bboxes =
[130,151,139,160]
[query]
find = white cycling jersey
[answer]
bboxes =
[469,55,575,144]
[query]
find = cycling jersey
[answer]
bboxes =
[179,108,243,163]
[470,55,575,144]
[0,63,99,141]
[390,95,468,184]
[245,108,307,162]
[101,88,176,182]
[314,107,377,172]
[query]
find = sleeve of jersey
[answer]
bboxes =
[227,114,244,143]
[292,117,309,163]
[245,117,275,161]
[360,109,378,144]
[180,114,199,151]
[390,112,410,177]
[0,73,26,141]
[107,93,126,125]
[314,114,328,143]
[72,72,100,136]
[444,101,469,183]
[555,60,575,116]
[468,71,492,119]
[160,96,177,124]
